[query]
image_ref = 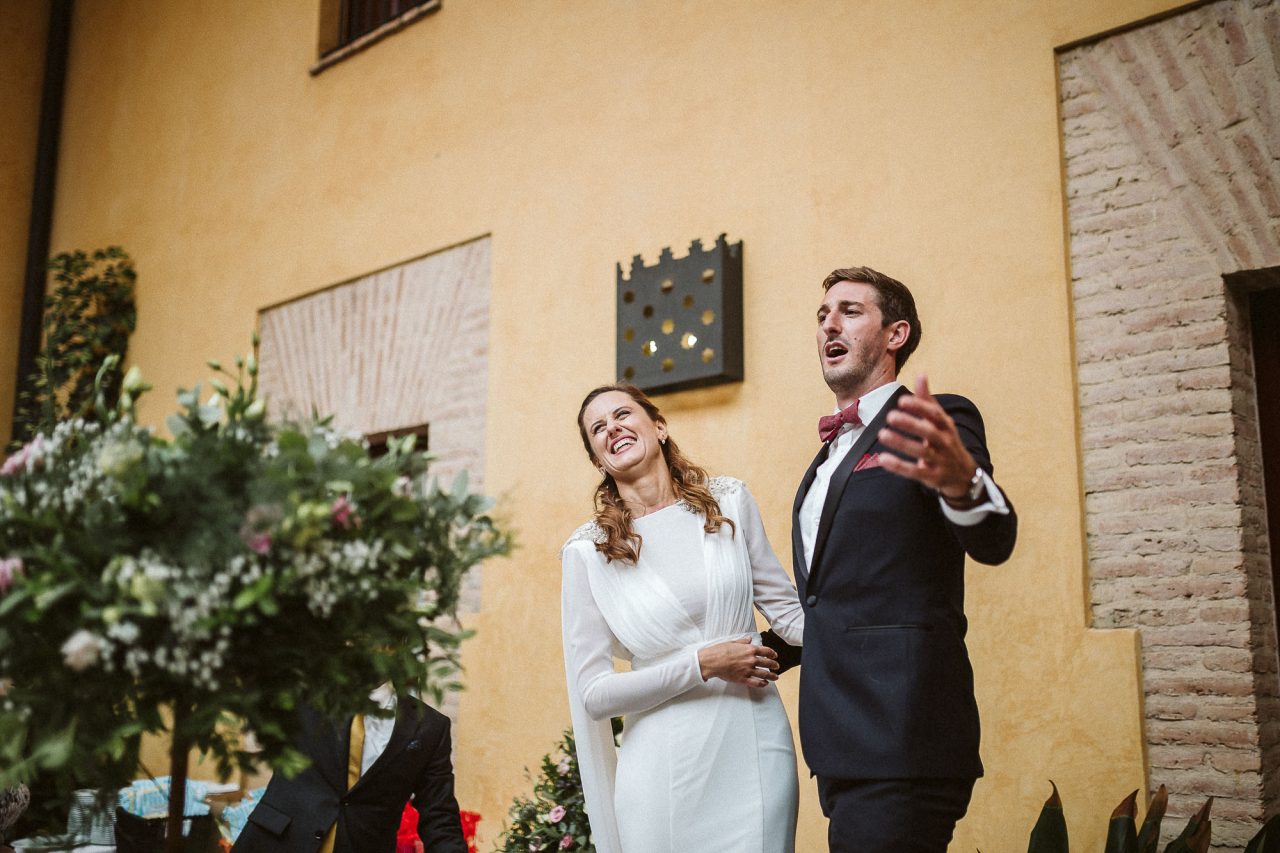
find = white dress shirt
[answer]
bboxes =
[799,381,1010,571]
[360,682,398,777]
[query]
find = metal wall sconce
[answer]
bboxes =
[616,234,743,395]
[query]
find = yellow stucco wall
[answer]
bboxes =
[0,0,49,451]
[36,0,1202,848]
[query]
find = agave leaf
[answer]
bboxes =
[1163,797,1212,853]
[1106,790,1139,853]
[1244,814,1280,853]
[1028,781,1068,853]
[1138,785,1169,853]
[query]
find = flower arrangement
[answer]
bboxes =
[0,348,511,851]
[495,729,599,853]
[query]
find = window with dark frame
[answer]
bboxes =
[314,0,441,70]
[339,0,432,48]
[365,424,429,460]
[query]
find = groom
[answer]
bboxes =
[785,266,1017,852]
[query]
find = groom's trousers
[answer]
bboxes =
[817,775,975,853]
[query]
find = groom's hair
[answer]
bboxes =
[822,266,921,372]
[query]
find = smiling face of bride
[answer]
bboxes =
[578,387,669,485]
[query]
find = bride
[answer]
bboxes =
[561,383,805,853]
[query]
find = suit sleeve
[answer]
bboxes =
[942,395,1018,566]
[415,719,468,853]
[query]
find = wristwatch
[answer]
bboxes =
[943,468,985,507]
[962,467,985,502]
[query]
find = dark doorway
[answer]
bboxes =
[1251,286,1280,623]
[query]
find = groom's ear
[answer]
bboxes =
[885,320,910,352]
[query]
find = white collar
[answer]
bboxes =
[830,380,903,427]
[369,682,397,712]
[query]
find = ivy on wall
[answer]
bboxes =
[17,247,137,442]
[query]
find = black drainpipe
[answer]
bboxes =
[11,0,73,445]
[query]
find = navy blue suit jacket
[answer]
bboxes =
[231,697,466,853]
[789,387,1016,781]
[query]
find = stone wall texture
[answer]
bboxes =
[1060,0,1280,847]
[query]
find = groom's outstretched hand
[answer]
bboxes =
[698,637,779,687]
[878,374,979,500]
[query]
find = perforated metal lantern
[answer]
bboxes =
[616,235,743,395]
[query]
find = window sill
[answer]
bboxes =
[310,0,442,76]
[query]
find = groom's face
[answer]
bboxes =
[816,281,896,398]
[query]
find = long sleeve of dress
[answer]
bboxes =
[561,543,706,722]
[737,485,805,646]
[560,542,624,853]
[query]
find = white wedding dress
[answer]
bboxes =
[561,477,804,853]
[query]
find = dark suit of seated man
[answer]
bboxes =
[231,686,466,853]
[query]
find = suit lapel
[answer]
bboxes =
[792,444,829,586]
[310,713,351,796]
[807,386,909,591]
[351,702,419,792]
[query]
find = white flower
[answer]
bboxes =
[96,438,144,478]
[107,620,140,644]
[61,629,103,671]
[420,587,439,610]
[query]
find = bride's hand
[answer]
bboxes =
[697,637,779,687]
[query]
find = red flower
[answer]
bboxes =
[400,803,481,853]
[461,810,482,853]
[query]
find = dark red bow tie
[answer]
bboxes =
[818,402,862,443]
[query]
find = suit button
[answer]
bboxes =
[313,829,324,840]
[805,595,817,606]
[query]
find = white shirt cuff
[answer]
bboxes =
[938,469,1010,527]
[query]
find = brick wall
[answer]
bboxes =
[1060,1,1280,848]
[257,236,491,724]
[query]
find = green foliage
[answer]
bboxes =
[1139,785,1168,853]
[1022,784,1229,853]
[1244,814,1280,853]
[19,247,137,440]
[495,726,617,853]
[1027,782,1067,853]
[1105,790,1138,853]
[0,343,511,799]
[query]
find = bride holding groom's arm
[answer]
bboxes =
[561,383,804,853]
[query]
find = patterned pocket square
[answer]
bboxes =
[853,452,882,472]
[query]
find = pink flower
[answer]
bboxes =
[547,805,566,823]
[331,495,357,530]
[248,533,272,555]
[555,756,571,776]
[1,436,44,477]
[0,557,23,593]
[559,834,574,850]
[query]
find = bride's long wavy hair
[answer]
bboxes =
[577,383,734,564]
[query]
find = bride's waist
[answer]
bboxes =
[630,631,761,671]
